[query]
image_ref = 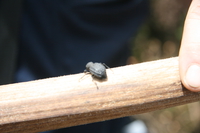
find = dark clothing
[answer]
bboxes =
[0,0,149,133]
[0,0,23,85]
[43,117,133,133]
[16,0,149,82]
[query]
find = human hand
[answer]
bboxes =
[179,0,200,92]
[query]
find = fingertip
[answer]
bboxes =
[179,0,200,92]
[183,65,200,92]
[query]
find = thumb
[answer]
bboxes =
[179,0,200,92]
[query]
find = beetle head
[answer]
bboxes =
[86,62,93,69]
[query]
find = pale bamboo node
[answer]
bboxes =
[0,57,199,133]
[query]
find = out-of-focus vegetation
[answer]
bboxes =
[128,0,191,63]
[129,0,200,133]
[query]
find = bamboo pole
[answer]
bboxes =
[0,57,199,133]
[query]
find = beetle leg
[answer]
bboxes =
[92,75,99,90]
[102,63,113,74]
[102,63,110,69]
[79,71,90,82]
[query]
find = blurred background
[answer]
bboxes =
[129,0,200,133]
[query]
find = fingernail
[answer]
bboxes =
[185,65,200,88]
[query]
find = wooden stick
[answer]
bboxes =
[0,57,199,133]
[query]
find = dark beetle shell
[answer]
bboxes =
[85,62,107,79]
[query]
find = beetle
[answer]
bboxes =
[84,62,109,80]
[79,62,109,89]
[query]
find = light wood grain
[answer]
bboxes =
[0,57,199,133]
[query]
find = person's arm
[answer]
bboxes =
[179,0,200,92]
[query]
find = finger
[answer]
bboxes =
[179,0,200,92]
